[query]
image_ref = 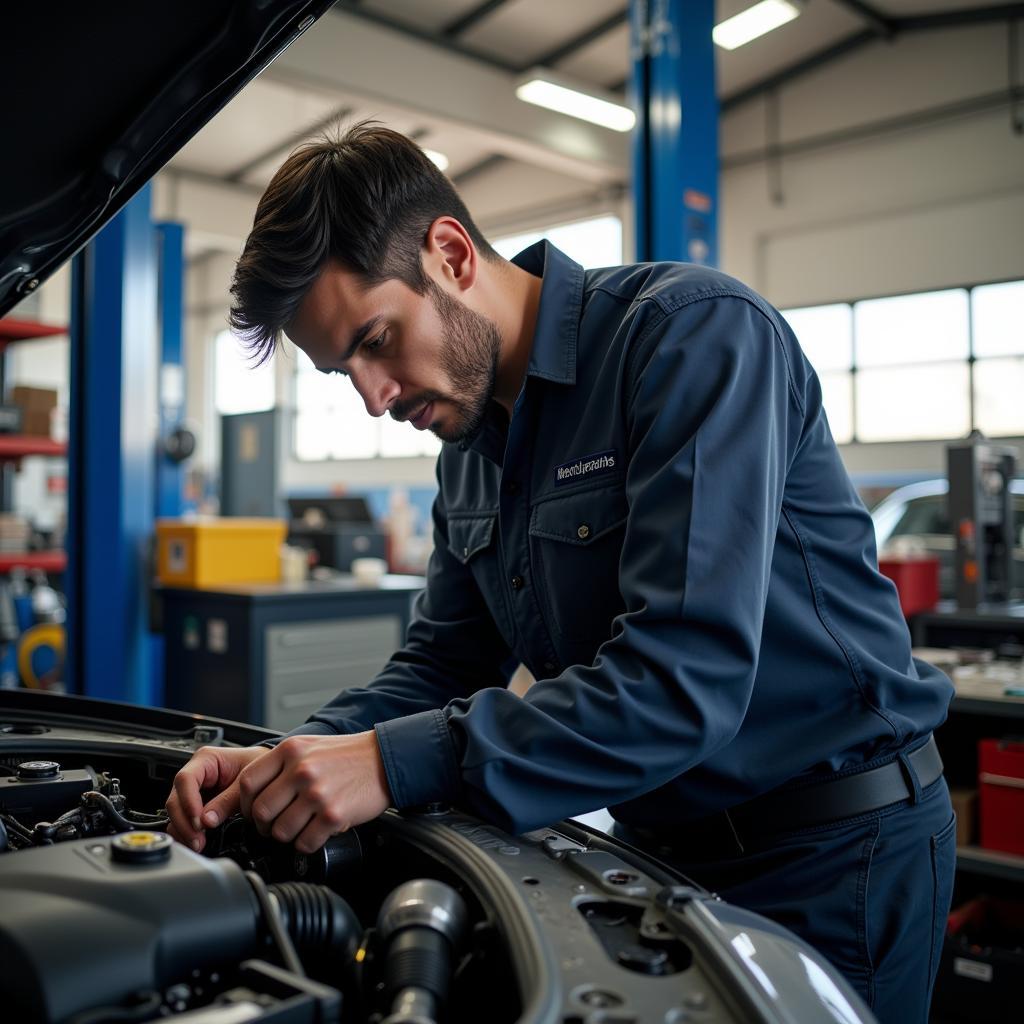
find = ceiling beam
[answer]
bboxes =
[898,3,1024,31]
[442,0,511,38]
[525,8,629,71]
[829,0,895,37]
[263,7,628,182]
[722,3,1024,111]
[331,0,521,73]
[722,29,878,112]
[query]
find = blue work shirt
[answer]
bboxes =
[280,241,954,836]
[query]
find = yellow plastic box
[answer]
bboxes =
[156,517,287,588]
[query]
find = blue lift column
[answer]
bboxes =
[155,222,187,520]
[150,221,188,708]
[67,186,159,704]
[630,0,719,266]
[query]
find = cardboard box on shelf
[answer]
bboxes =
[949,788,977,846]
[10,386,58,413]
[9,386,57,437]
[18,409,52,438]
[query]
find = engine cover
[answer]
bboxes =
[0,836,259,1022]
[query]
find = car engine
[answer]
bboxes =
[0,693,873,1024]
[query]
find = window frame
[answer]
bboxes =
[781,275,1024,444]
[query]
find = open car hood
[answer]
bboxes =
[0,1,334,317]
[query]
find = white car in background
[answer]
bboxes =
[870,478,1024,600]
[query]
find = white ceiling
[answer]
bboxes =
[166,0,1013,253]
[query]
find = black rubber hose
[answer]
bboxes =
[244,870,306,977]
[1,812,34,845]
[268,880,363,978]
[82,791,140,833]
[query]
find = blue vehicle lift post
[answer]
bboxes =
[67,186,159,704]
[155,221,187,521]
[630,0,719,266]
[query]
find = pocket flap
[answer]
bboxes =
[447,514,496,564]
[530,489,628,546]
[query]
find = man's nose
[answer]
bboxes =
[353,370,400,418]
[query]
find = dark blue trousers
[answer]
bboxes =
[617,774,956,1024]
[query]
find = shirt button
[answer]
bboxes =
[506,481,520,496]
[543,661,556,672]
[511,575,524,591]
[577,523,591,540]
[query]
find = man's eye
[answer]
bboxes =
[365,331,387,353]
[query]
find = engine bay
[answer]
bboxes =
[0,696,873,1024]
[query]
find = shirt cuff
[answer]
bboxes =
[375,709,461,810]
[259,719,340,748]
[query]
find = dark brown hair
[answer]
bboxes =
[229,121,497,363]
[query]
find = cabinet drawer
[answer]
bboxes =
[263,616,401,730]
[266,616,400,671]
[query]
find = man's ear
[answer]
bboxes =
[424,217,477,294]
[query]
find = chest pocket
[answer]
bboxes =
[445,511,516,649]
[446,513,496,565]
[529,487,629,643]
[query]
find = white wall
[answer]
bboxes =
[719,24,1024,303]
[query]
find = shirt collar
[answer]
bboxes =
[511,240,582,387]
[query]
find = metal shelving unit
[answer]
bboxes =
[0,317,66,344]
[0,551,66,574]
[0,316,68,577]
[0,436,67,460]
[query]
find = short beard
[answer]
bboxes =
[423,279,502,445]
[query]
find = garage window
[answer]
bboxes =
[214,329,274,415]
[782,278,1024,443]
[293,346,442,462]
[778,304,852,443]
[491,214,623,269]
[972,281,1024,437]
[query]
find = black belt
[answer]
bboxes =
[623,735,944,858]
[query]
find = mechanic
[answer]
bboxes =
[166,123,955,1023]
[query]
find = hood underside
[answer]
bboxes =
[0,1,334,317]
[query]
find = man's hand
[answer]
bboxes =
[236,732,391,854]
[166,745,267,852]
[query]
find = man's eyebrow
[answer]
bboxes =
[314,315,384,375]
[342,315,384,362]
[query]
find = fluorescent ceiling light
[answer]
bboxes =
[515,71,636,132]
[422,148,450,172]
[713,0,800,51]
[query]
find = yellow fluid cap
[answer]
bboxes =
[111,831,173,864]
